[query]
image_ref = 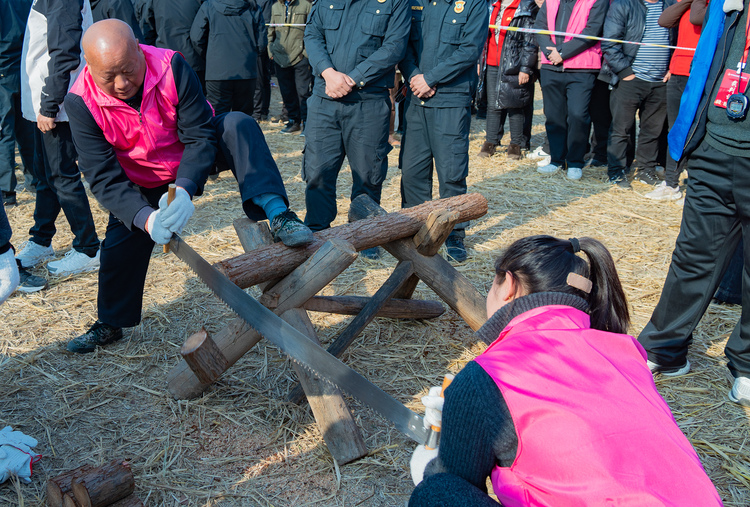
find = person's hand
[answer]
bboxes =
[410,74,434,99]
[518,71,530,85]
[410,445,439,486]
[0,249,20,305]
[158,186,194,234]
[145,209,173,245]
[546,47,563,65]
[534,0,544,6]
[421,385,445,429]
[321,68,354,99]
[622,74,636,81]
[36,114,56,133]
[662,70,671,82]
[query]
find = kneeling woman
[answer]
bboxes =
[410,236,721,506]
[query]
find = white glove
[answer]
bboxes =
[0,249,20,304]
[0,427,40,484]
[410,444,439,486]
[145,210,173,245]
[158,186,194,234]
[422,386,445,430]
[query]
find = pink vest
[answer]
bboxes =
[540,0,602,70]
[474,305,723,507]
[70,45,183,188]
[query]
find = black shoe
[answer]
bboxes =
[360,247,381,260]
[636,168,660,186]
[67,320,123,353]
[281,121,302,134]
[270,210,314,247]
[445,236,467,262]
[2,191,16,206]
[609,172,631,189]
[16,263,48,293]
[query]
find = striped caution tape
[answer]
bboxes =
[266,22,696,51]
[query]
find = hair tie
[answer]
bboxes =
[567,272,593,294]
[569,237,581,253]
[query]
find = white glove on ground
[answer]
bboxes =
[158,186,194,234]
[0,249,20,304]
[422,385,445,430]
[410,444,439,486]
[145,210,173,245]
[0,427,40,483]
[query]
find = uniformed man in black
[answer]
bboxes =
[303,0,411,244]
[398,0,487,262]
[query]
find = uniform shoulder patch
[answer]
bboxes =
[454,0,465,13]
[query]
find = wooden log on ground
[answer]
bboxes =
[62,494,78,507]
[281,308,368,463]
[181,328,229,384]
[108,494,145,507]
[71,460,134,507]
[47,464,93,507]
[349,196,487,331]
[216,193,488,289]
[288,260,415,404]
[267,295,445,319]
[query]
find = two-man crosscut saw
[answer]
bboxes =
[168,234,439,447]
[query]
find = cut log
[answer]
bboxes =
[108,494,144,507]
[288,260,415,404]
[71,460,135,507]
[349,195,487,331]
[215,193,488,289]
[269,295,445,319]
[413,209,461,256]
[47,464,93,507]
[62,494,78,507]
[181,328,229,385]
[167,237,358,399]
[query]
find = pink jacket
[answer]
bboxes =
[69,45,183,188]
[474,305,722,506]
[540,0,602,69]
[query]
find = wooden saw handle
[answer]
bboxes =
[425,373,454,450]
[163,184,176,253]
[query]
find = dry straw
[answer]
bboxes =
[1,92,748,506]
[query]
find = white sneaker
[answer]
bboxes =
[527,146,549,159]
[567,167,583,180]
[537,163,560,174]
[15,241,55,268]
[644,181,682,201]
[47,249,100,276]
[536,156,552,167]
[646,359,691,377]
[729,376,750,407]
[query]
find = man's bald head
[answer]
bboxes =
[83,20,146,101]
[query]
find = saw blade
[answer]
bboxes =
[169,235,431,445]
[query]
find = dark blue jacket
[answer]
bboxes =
[400,0,489,107]
[141,0,206,72]
[0,0,33,73]
[668,0,740,162]
[305,0,411,100]
[90,0,144,40]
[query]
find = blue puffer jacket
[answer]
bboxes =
[668,0,742,162]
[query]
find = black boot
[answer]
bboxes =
[67,320,123,353]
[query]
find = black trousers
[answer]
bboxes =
[409,473,501,507]
[665,74,688,187]
[400,103,471,237]
[205,79,257,117]
[29,122,100,255]
[253,52,271,117]
[607,77,667,178]
[0,71,35,193]
[275,58,312,123]
[302,95,391,231]
[588,78,611,164]
[98,112,288,327]
[485,66,526,148]
[539,69,595,169]
[638,140,750,377]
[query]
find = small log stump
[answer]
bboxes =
[181,328,229,384]
[62,494,78,507]
[71,460,135,507]
[47,464,93,507]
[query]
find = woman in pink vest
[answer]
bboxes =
[409,235,723,506]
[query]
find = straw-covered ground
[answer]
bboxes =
[1,88,749,506]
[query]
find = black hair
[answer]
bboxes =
[494,235,630,334]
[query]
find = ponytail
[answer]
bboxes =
[494,235,630,334]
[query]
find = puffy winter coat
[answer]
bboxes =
[495,0,538,109]
[600,0,677,85]
[190,0,266,81]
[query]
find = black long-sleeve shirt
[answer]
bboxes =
[65,53,217,232]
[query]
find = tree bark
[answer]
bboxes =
[47,465,93,507]
[71,461,135,507]
[181,328,229,385]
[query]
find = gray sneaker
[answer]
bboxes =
[646,359,690,377]
[15,241,54,268]
[270,210,314,247]
[16,262,48,293]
